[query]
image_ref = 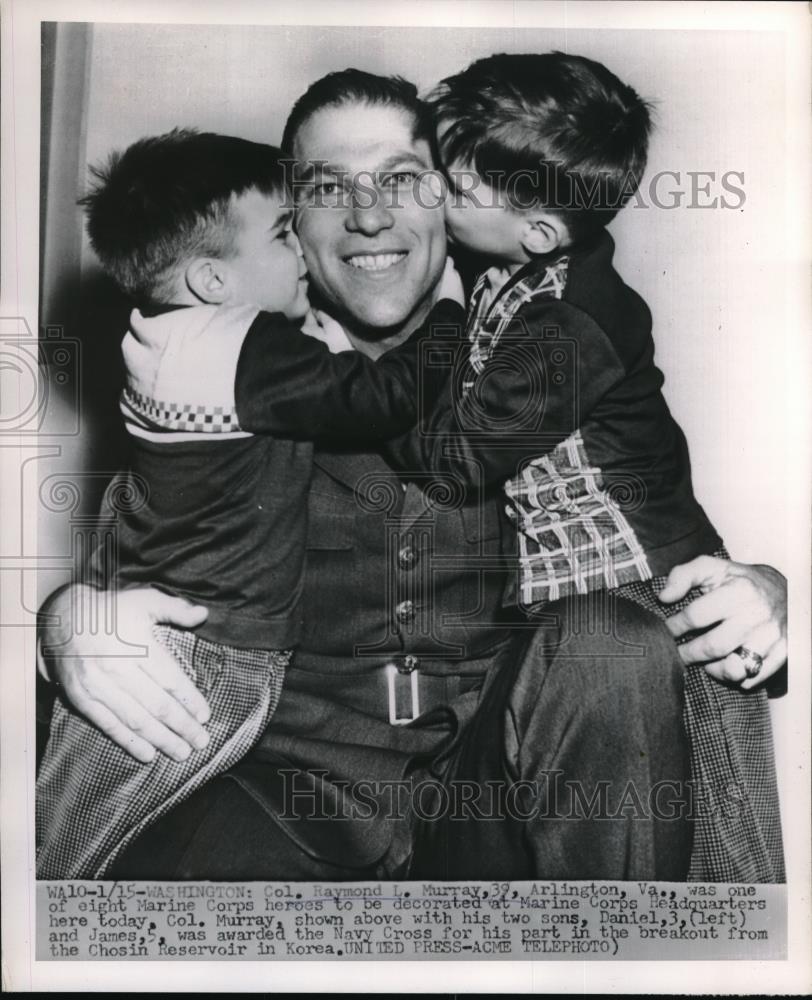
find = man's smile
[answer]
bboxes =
[343,251,408,272]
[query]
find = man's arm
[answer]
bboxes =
[41,557,788,761]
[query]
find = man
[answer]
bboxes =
[40,70,787,881]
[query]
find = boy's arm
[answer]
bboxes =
[384,299,627,488]
[235,299,464,439]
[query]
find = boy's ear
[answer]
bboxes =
[184,257,229,304]
[519,212,568,257]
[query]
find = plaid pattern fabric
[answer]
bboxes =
[465,257,570,384]
[122,386,242,434]
[464,256,653,603]
[615,555,785,883]
[505,432,651,605]
[36,626,288,879]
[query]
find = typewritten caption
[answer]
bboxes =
[38,880,786,961]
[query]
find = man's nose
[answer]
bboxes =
[346,187,395,236]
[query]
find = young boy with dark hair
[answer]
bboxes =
[392,51,724,610]
[385,54,773,882]
[36,128,460,879]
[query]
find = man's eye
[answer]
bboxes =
[296,180,346,206]
[379,171,418,188]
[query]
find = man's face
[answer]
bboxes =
[292,102,447,339]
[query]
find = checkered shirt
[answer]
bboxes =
[465,258,570,380]
[36,626,289,879]
[505,432,652,604]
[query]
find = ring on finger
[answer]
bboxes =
[735,645,764,679]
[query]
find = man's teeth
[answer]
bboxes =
[346,253,406,271]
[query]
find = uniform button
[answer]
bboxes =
[401,654,420,673]
[395,600,415,623]
[398,545,418,569]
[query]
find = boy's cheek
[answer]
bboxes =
[442,200,459,232]
[443,205,467,241]
[284,290,311,322]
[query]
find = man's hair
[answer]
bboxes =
[79,128,288,306]
[430,52,653,240]
[281,68,433,154]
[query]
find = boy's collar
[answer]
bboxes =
[478,229,614,315]
[509,227,612,281]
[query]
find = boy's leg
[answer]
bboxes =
[36,630,286,878]
[108,768,389,881]
[408,594,693,880]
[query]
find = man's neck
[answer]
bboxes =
[346,326,411,360]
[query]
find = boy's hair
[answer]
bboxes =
[430,52,653,241]
[79,128,288,306]
[281,68,433,154]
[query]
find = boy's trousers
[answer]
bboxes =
[36,625,288,879]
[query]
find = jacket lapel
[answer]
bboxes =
[312,451,430,530]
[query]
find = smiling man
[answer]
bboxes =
[41,70,787,883]
[284,95,446,354]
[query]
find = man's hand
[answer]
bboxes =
[658,556,787,688]
[41,585,211,762]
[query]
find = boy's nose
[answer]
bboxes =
[288,229,304,256]
[287,231,307,276]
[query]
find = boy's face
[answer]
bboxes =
[224,188,309,319]
[442,159,530,266]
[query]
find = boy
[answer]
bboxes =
[386,53,779,881]
[391,51,725,611]
[36,128,461,878]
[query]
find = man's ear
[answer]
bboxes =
[519,212,567,257]
[184,257,229,304]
